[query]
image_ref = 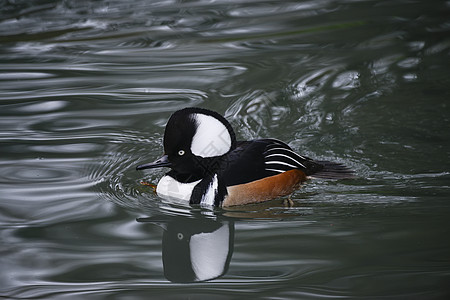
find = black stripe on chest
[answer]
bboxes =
[189,175,227,206]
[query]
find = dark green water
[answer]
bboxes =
[1,0,450,298]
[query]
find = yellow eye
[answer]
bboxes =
[178,150,185,156]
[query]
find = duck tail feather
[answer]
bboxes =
[310,161,355,179]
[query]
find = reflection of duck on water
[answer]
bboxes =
[138,215,234,283]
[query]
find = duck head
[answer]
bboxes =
[136,107,237,182]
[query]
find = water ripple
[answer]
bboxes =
[1,0,449,298]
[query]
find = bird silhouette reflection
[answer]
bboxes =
[137,215,234,283]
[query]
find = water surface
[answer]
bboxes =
[1,0,450,299]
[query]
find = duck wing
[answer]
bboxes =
[220,138,322,186]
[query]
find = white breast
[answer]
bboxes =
[156,175,201,202]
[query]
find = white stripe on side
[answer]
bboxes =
[265,161,299,169]
[265,168,285,173]
[265,146,308,160]
[265,153,307,168]
[200,174,219,206]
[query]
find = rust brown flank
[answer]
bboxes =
[223,169,307,207]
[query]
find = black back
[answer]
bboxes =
[219,138,324,187]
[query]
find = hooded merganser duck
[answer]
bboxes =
[137,107,353,207]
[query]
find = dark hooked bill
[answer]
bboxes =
[136,154,171,170]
